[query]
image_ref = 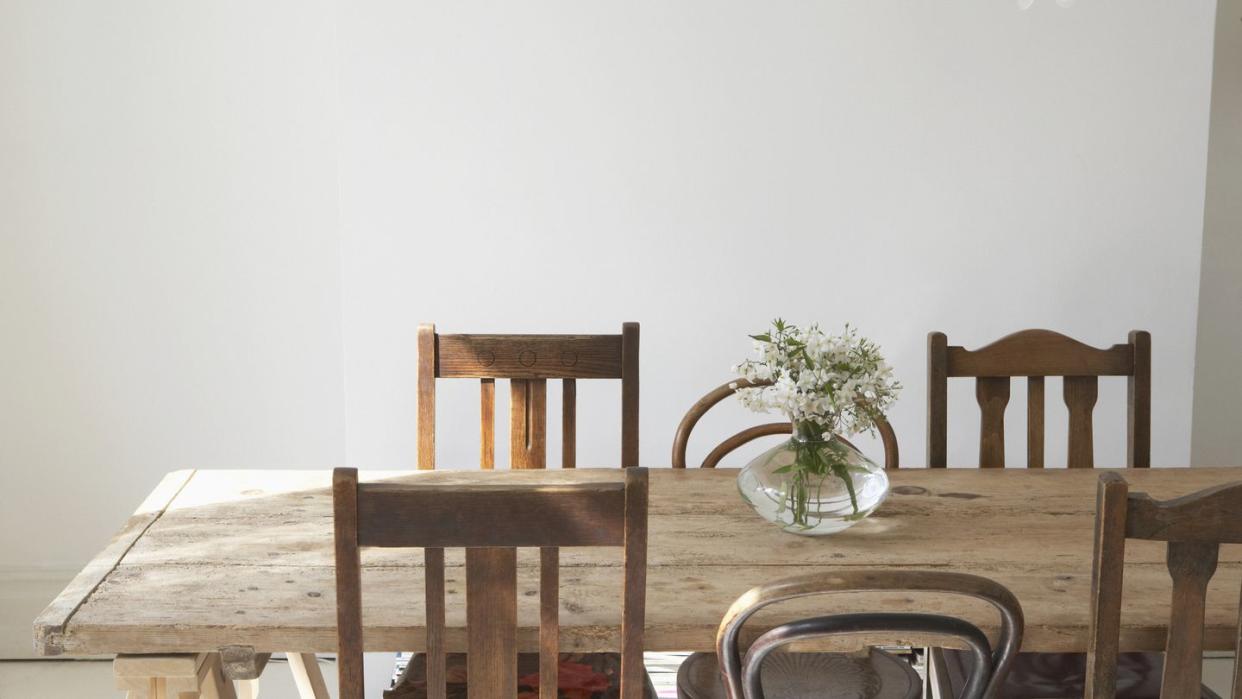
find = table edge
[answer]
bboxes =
[32,469,197,656]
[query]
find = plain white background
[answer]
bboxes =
[1,0,1234,658]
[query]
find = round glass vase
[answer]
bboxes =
[737,427,889,536]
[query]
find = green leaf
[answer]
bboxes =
[749,333,772,343]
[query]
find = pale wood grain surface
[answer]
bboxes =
[36,467,1242,656]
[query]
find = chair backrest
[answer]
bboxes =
[671,379,900,469]
[1086,473,1242,698]
[333,467,649,699]
[716,570,1023,699]
[927,329,1151,469]
[417,323,640,469]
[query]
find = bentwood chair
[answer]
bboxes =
[334,467,654,699]
[671,378,899,470]
[672,379,906,698]
[926,329,1179,697]
[1085,473,1238,698]
[712,571,1024,699]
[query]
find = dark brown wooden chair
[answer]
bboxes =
[1085,472,1239,698]
[334,467,651,699]
[927,329,1150,469]
[713,570,1024,699]
[927,329,1174,698]
[417,322,640,470]
[672,379,905,698]
[671,379,899,469]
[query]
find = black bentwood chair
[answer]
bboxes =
[714,570,1025,699]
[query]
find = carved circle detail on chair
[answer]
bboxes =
[474,349,496,367]
[518,350,537,367]
[671,379,900,470]
[560,350,579,367]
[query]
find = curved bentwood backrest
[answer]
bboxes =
[716,571,1024,699]
[671,379,900,469]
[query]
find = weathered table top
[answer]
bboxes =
[34,467,1242,657]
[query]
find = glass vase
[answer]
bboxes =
[737,426,889,536]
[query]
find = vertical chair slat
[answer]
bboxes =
[621,323,640,467]
[1128,330,1152,468]
[510,379,547,469]
[1064,376,1098,468]
[466,547,517,699]
[424,548,447,699]
[620,468,648,699]
[332,469,365,699]
[1027,377,1045,468]
[480,380,495,469]
[927,332,949,468]
[1232,581,1242,699]
[563,379,576,469]
[540,547,559,699]
[1085,473,1129,699]
[417,325,437,470]
[976,377,1010,468]
[1160,541,1219,697]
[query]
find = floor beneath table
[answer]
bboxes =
[2,653,1236,697]
[0,652,687,698]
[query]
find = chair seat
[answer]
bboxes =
[937,650,1223,699]
[385,652,657,699]
[675,649,920,699]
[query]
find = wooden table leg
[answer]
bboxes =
[115,653,207,698]
[199,654,238,699]
[115,653,248,699]
[287,652,330,699]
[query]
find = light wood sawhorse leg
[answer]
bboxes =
[115,653,262,699]
[286,652,330,699]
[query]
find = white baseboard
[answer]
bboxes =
[0,566,81,660]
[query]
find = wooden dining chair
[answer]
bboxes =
[417,323,640,470]
[672,378,904,699]
[928,329,1160,697]
[671,379,900,469]
[334,467,652,699]
[284,325,642,699]
[1085,472,1240,698]
[927,329,1150,469]
[712,570,1025,699]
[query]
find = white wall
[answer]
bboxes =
[0,1,345,655]
[1192,0,1242,466]
[0,0,1223,659]
[338,0,1216,472]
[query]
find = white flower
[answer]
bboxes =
[732,320,901,437]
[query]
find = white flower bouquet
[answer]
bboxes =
[732,319,900,529]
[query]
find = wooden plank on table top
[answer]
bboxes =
[59,559,1242,655]
[117,468,1242,571]
[32,469,197,655]
[47,467,1242,658]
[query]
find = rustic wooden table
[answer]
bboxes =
[34,467,1242,697]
